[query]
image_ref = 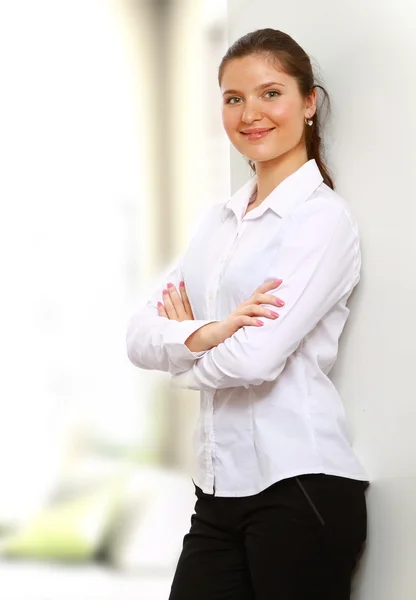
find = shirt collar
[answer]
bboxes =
[222,159,324,221]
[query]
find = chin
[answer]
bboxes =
[236,142,278,160]
[245,151,282,164]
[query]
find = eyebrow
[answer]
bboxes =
[222,81,286,96]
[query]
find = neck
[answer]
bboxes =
[251,143,309,207]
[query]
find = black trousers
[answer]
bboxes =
[169,474,368,600]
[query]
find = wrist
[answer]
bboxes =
[185,323,216,353]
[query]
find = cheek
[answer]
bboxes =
[268,100,296,125]
[222,109,241,138]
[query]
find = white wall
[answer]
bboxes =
[227,1,416,597]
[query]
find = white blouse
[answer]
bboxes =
[126,159,368,497]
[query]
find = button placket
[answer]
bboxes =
[214,226,241,293]
[203,225,241,496]
[206,235,234,318]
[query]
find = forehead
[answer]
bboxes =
[220,54,293,91]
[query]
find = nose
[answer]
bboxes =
[241,98,263,124]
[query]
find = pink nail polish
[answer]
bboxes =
[270,311,279,318]
[167,282,173,288]
[162,289,168,294]
[157,302,163,307]
[179,281,185,288]
[256,320,264,326]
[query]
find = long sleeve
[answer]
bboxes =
[126,204,221,376]
[126,258,217,375]
[171,201,360,390]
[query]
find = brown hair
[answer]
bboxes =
[218,28,334,190]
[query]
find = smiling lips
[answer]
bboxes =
[240,127,275,141]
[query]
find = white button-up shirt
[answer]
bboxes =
[126,159,368,497]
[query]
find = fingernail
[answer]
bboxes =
[270,311,279,318]
[276,300,284,307]
[256,320,264,326]
[179,281,184,288]
[167,282,173,288]
[157,301,163,307]
[275,279,282,285]
[162,289,168,294]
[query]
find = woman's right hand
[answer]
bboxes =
[185,279,284,352]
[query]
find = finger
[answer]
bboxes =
[162,288,179,320]
[235,304,279,319]
[238,279,283,310]
[251,293,285,308]
[179,281,194,318]
[166,283,188,320]
[254,279,283,294]
[157,301,168,318]
[234,315,265,328]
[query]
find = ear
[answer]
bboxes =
[305,87,317,119]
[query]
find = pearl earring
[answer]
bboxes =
[305,118,313,126]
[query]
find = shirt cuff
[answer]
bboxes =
[162,319,217,361]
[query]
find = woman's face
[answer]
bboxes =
[220,54,316,165]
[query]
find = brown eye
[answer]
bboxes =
[225,97,241,105]
[264,90,281,98]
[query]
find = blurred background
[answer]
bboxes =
[0,0,230,598]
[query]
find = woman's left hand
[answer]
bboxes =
[157,282,194,321]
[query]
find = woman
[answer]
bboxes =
[126,28,368,599]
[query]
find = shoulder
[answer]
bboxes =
[197,201,225,223]
[291,183,359,240]
[202,201,226,229]
[283,183,361,282]
[189,201,224,237]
